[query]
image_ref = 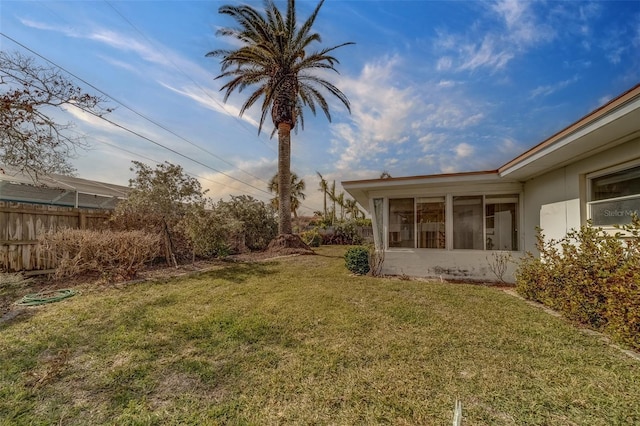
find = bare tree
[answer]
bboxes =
[0,51,111,180]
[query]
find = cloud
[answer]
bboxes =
[199,157,275,203]
[160,82,260,129]
[529,76,579,99]
[434,0,556,73]
[20,18,170,66]
[456,35,514,72]
[455,143,474,158]
[89,29,172,66]
[329,56,415,171]
[436,57,453,71]
[437,80,457,88]
[492,0,555,46]
[328,53,496,177]
[19,18,78,37]
[63,104,116,131]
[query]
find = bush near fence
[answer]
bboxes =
[39,228,161,281]
[516,217,640,351]
[0,201,111,272]
[317,222,369,246]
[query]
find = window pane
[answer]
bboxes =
[590,165,640,226]
[453,196,483,249]
[417,197,445,248]
[590,195,640,226]
[389,198,414,248]
[592,165,640,201]
[486,195,518,251]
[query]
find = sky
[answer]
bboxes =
[1,0,639,215]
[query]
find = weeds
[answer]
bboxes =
[486,251,512,284]
[0,272,33,287]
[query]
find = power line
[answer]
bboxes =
[82,105,272,195]
[1,32,324,213]
[103,0,278,158]
[0,32,273,197]
[67,128,271,200]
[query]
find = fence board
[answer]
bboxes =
[0,201,111,272]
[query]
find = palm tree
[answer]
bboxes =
[336,191,345,221]
[328,180,337,224]
[344,198,362,220]
[207,0,352,239]
[268,172,306,219]
[316,171,328,220]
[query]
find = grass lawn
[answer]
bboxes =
[1,246,639,425]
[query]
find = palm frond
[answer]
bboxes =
[208,0,352,135]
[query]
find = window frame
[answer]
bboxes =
[386,193,520,252]
[586,160,640,228]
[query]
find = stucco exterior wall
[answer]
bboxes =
[521,137,640,254]
[381,249,523,283]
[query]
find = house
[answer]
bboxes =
[0,165,129,210]
[343,83,640,283]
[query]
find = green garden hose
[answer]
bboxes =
[16,289,76,306]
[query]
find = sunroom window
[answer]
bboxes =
[452,196,483,250]
[386,194,519,251]
[485,195,519,251]
[417,197,445,248]
[389,198,414,248]
[589,165,640,226]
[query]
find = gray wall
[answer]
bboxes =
[521,137,640,255]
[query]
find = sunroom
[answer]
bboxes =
[345,172,524,282]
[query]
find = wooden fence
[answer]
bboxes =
[0,201,111,272]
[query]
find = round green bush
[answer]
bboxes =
[345,246,370,275]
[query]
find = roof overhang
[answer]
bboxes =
[499,84,640,180]
[343,171,504,209]
[0,165,130,199]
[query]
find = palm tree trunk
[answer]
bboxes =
[331,181,336,225]
[278,122,293,235]
[323,191,327,220]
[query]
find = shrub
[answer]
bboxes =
[345,246,370,275]
[515,216,640,350]
[180,205,244,259]
[322,221,363,245]
[39,228,161,282]
[212,195,278,251]
[111,161,207,264]
[301,229,322,247]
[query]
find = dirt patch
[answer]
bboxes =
[265,234,314,255]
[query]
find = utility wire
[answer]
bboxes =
[67,128,270,200]
[104,0,278,158]
[1,32,272,197]
[1,32,323,213]
[80,105,272,195]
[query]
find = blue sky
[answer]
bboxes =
[2,0,639,214]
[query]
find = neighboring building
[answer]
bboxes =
[0,165,129,209]
[343,84,640,283]
[0,167,130,272]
